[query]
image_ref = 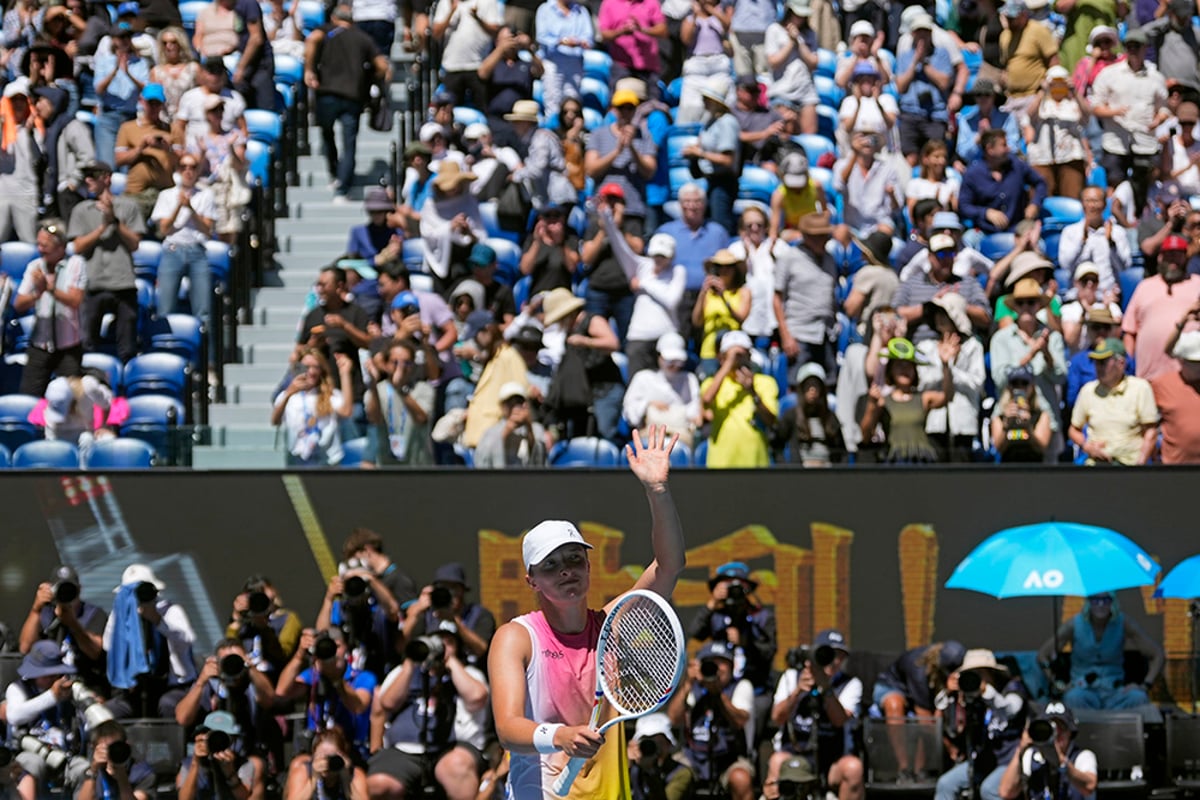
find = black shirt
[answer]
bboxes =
[583,217,644,293]
[526,233,580,296]
[298,301,369,399]
[486,58,536,118]
[314,23,380,104]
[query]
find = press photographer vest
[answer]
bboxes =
[684,684,747,781]
[38,603,106,690]
[1026,744,1087,800]
[381,669,456,753]
[784,670,855,761]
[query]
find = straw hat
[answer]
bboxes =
[1003,277,1050,311]
[432,162,477,192]
[542,288,585,326]
[504,100,540,123]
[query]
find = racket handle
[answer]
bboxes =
[552,757,587,796]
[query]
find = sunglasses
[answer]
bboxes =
[180,162,199,170]
[1078,276,1098,285]
[1014,299,1041,307]
[39,223,64,235]
[744,222,765,231]
[934,249,957,258]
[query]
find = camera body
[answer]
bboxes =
[786,644,836,672]
[404,635,445,669]
[310,632,338,662]
[134,582,158,604]
[53,579,80,605]
[219,654,248,684]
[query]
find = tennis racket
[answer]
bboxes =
[551,588,686,796]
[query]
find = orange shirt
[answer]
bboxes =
[1151,370,1200,465]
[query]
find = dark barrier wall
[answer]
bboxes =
[1,469,1196,703]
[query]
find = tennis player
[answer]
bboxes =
[489,426,686,800]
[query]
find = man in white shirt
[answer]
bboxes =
[1162,100,1200,197]
[1056,186,1131,298]
[172,58,249,145]
[151,153,217,321]
[997,702,1098,800]
[432,0,503,109]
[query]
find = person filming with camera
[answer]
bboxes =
[626,713,694,800]
[366,625,489,800]
[316,565,401,682]
[225,576,303,678]
[19,566,108,694]
[997,703,1096,800]
[284,729,368,800]
[936,650,1028,800]
[401,564,496,671]
[176,711,264,800]
[77,721,157,800]
[764,629,864,800]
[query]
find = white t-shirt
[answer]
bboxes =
[17,255,88,350]
[685,677,756,753]
[905,175,960,208]
[1021,747,1098,781]
[432,0,503,72]
[378,662,489,751]
[1164,133,1200,197]
[769,668,862,750]
[353,0,396,22]
[838,94,899,138]
[175,87,247,144]
[151,185,219,247]
[764,23,818,105]
[276,388,347,465]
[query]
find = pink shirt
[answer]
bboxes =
[597,0,664,72]
[1122,274,1200,381]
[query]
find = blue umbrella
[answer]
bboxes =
[946,521,1160,599]
[1154,555,1200,599]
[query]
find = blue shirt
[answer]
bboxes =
[535,0,594,59]
[299,663,377,753]
[643,107,671,208]
[1066,349,1135,407]
[94,52,151,113]
[958,156,1047,234]
[895,46,954,121]
[655,219,731,290]
[955,107,1022,163]
[730,0,776,33]
[697,113,741,179]
[346,223,402,260]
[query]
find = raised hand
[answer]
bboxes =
[625,425,677,489]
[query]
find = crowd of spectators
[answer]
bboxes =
[4,544,1160,800]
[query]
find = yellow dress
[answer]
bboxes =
[699,290,746,359]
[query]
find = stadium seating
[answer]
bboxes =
[793,134,837,167]
[123,354,190,403]
[738,166,780,205]
[0,242,37,284]
[132,240,162,282]
[121,395,186,459]
[85,438,156,469]
[82,353,123,393]
[549,437,622,467]
[0,394,39,451]
[341,437,371,468]
[148,315,206,369]
[13,440,80,469]
[0,442,9,468]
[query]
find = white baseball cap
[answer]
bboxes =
[3,77,30,99]
[849,20,875,38]
[634,712,677,746]
[419,121,445,144]
[113,563,166,593]
[656,332,688,363]
[1174,330,1200,362]
[719,330,753,354]
[1074,261,1100,280]
[522,521,593,571]
[498,381,528,402]
[647,233,676,259]
[462,122,490,141]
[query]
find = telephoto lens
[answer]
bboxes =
[247,591,271,615]
[700,660,719,679]
[220,654,247,682]
[326,755,345,772]
[1028,719,1055,746]
[106,741,132,765]
[206,730,232,754]
[959,670,983,695]
[135,582,158,604]
[54,581,80,604]
[430,586,453,609]
[343,576,368,598]
[311,634,338,661]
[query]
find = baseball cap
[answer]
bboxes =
[141,83,166,103]
[432,90,456,106]
[790,362,827,387]
[433,562,470,587]
[718,330,753,355]
[1089,337,1127,360]
[1074,261,1100,280]
[646,233,676,259]
[598,182,625,201]
[80,159,114,176]
[1040,701,1077,734]
[697,641,736,663]
[419,121,445,143]
[849,20,875,38]
[42,377,74,425]
[1089,25,1118,45]
[1173,330,1200,361]
[656,332,688,363]
[116,1,140,16]
[3,77,30,99]
[1161,234,1190,252]
[778,756,818,784]
[931,211,963,231]
[814,628,849,653]
[929,233,958,253]
[203,711,241,735]
[1001,0,1028,15]
[1123,28,1149,45]
[1045,65,1070,82]
[390,290,420,313]
[852,60,881,80]
[114,563,165,593]
[939,640,966,672]
[51,565,80,586]
[522,520,593,570]
[633,712,676,746]
[462,122,490,141]
[908,13,935,31]
[467,243,497,267]
[1007,364,1035,385]
[612,89,640,108]
[498,382,528,403]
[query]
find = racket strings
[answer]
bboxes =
[603,599,683,714]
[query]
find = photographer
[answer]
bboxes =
[224,576,303,677]
[997,704,1096,800]
[341,529,417,613]
[76,721,157,800]
[688,562,777,695]
[366,627,489,800]
[935,650,1028,800]
[666,642,755,800]
[765,630,863,800]
[283,729,367,800]
[5,642,96,798]
[276,628,376,764]
[175,640,280,764]
[101,564,198,719]
[315,564,401,681]
[176,711,263,800]
[19,566,108,694]
[401,564,497,670]
[626,713,694,800]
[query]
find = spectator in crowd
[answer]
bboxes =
[833,131,901,238]
[729,205,784,342]
[555,97,588,193]
[682,83,740,235]
[1091,29,1168,209]
[1021,66,1091,199]
[18,565,107,693]
[1068,337,1159,465]
[93,22,149,165]
[1066,305,1128,408]
[431,0,502,109]
[295,264,369,422]
[675,0,734,125]
[149,27,198,122]
[692,250,751,376]
[956,80,1020,165]
[190,94,248,245]
[542,286,625,441]
[520,205,580,295]
[347,188,404,267]
[455,244,517,325]
[1057,186,1131,298]
[834,19,890,89]
[666,641,755,800]
[364,336,436,466]
[13,220,86,396]
[283,728,368,800]
[860,336,956,463]
[474,382,548,467]
[1072,26,1120,100]
[992,247,1063,330]
[587,89,659,224]
[102,563,198,719]
[893,234,992,343]
[919,293,985,462]
[152,153,216,322]
[463,324,542,448]
[1038,592,1163,709]
[774,212,837,376]
[1142,0,1200,90]
[33,85,92,223]
[773,362,844,466]
[690,560,777,696]
[396,142,434,236]
[69,160,144,364]
[1123,234,1200,381]
[272,348,356,466]
[598,0,667,86]
[463,124,519,200]
[29,374,118,461]
[763,2,819,132]
[874,642,965,782]
[1153,327,1200,463]
[657,182,732,293]
[498,101,572,213]
[623,332,702,446]
[998,703,1097,800]
[480,26,542,136]
[341,528,416,611]
[174,58,249,145]
[533,0,593,121]
[305,5,390,205]
[959,130,1047,237]
[351,0,397,54]
[733,77,782,165]
[992,364,1055,462]
[115,84,179,221]
[894,16,953,165]
[420,162,487,293]
[195,0,275,109]
[998,0,1058,109]
[906,141,958,219]
[0,79,39,244]
[1062,264,1122,356]
[701,330,778,467]
[78,721,158,800]
[728,0,774,78]
[844,231,899,332]
[839,61,898,155]
[770,152,826,244]
[402,562,497,671]
[628,712,696,800]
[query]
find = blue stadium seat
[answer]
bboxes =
[82,353,123,393]
[341,436,371,468]
[532,80,544,110]
[75,109,96,127]
[778,393,798,418]
[549,437,622,467]
[132,240,162,282]
[121,394,185,457]
[6,314,33,353]
[274,82,294,111]
[244,109,282,146]
[816,105,838,142]
[816,48,838,78]
[123,353,189,402]
[294,0,324,34]
[0,394,39,451]
[148,314,205,368]
[814,75,843,108]
[580,77,610,113]
[980,232,1017,262]
[13,440,79,469]
[669,167,706,199]
[513,275,532,310]
[583,50,613,83]
[0,242,37,284]
[793,134,837,167]
[667,132,700,167]
[0,442,9,468]
[453,106,487,128]
[401,238,426,273]
[179,1,208,36]
[668,441,693,467]
[274,54,303,87]
[1041,196,1084,232]
[583,108,603,131]
[1088,165,1107,189]
[738,166,780,204]
[85,438,156,469]
[488,238,523,285]
[664,77,684,107]
[245,140,271,186]
[692,438,708,466]
[1119,268,1144,312]
[110,172,126,195]
[827,238,864,276]
[206,241,232,287]
[1042,231,1061,264]
[479,201,519,243]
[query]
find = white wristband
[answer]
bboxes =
[532,723,563,754]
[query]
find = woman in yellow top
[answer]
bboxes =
[700,330,779,467]
[690,249,751,376]
[769,152,826,243]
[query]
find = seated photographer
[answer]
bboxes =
[6,642,98,799]
[400,563,497,671]
[177,711,265,800]
[224,576,303,678]
[935,650,1028,800]
[997,704,1097,800]
[277,628,377,764]
[316,567,401,682]
[341,529,418,611]
[76,720,157,800]
[872,641,964,782]
[765,630,863,800]
[102,564,198,719]
[367,627,489,800]
[626,713,694,800]
[688,562,777,701]
[283,729,368,800]
[175,639,280,765]
[1037,593,1163,711]
[19,566,108,694]
[667,642,755,800]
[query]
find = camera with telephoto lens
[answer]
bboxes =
[246,591,271,616]
[405,635,445,668]
[310,632,338,662]
[699,659,719,679]
[53,579,79,604]
[430,586,453,611]
[786,644,836,672]
[21,736,74,771]
[325,755,345,773]
[638,737,658,759]
[220,654,247,684]
[201,728,232,756]
[72,682,115,729]
[135,582,158,604]
[1028,718,1056,747]
[105,741,132,766]
[720,581,748,611]
[958,669,983,699]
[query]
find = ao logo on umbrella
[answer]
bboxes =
[1023,570,1065,590]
